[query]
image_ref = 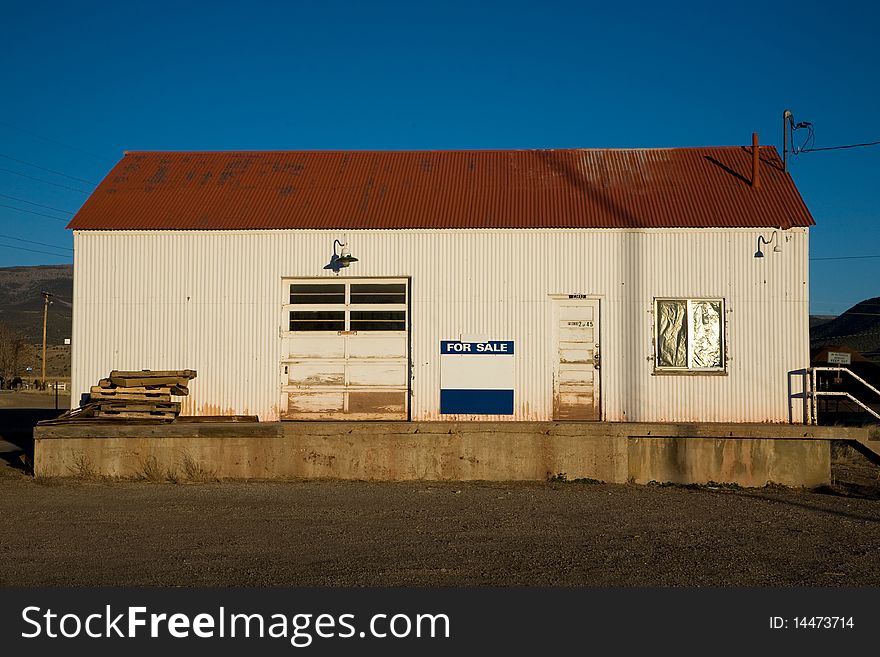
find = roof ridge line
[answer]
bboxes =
[119,145,776,156]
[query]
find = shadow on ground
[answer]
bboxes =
[0,408,66,471]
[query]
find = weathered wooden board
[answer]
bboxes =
[91,385,171,394]
[90,386,173,401]
[107,369,197,389]
[93,410,176,421]
[176,415,260,423]
[110,369,197,379]
[96,401,180,413]
[90,392,173,403]
[109,376,191,387]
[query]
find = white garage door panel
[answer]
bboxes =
[347,362,407,387]
[288,336,345,359]
[288,361,345,387]
[348,391,407,419]
[347,335,407,358]
[288,391,345,415]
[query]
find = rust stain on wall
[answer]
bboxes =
[195,403,238,417]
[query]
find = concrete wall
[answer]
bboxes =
[72,227,810,423]
[34,422,847,488]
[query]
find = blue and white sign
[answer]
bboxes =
[440,340,514,415]
[440,341,514,355]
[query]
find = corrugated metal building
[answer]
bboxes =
[68,146,814,423]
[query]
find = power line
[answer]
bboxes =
[802,140,880,153]
[787,113,880,155]
[0,166,92,194]
[0,193,74,214]
[0,153,98,185]
[0,203,70,221]
[0,233,72,252]
[0,242,72,259]
[0,120,115,164]
[810,255,880,261]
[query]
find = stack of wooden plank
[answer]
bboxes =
[84,369,197,421]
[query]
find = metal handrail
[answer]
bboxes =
[808,366,880,425]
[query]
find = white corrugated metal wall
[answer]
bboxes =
[72,228,810,422]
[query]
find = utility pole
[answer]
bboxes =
[783,109,792,172]
[40,291,53,389]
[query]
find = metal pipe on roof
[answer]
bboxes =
[751,132,760,189]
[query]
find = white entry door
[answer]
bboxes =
[552,298,600,420]
[280,278,409,420]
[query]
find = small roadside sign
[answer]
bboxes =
[827,351,851,365]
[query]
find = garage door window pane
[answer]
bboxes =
[290,284,345,305]
[350,283,407,305]
[350,311,406,331]
[290,311,345,331]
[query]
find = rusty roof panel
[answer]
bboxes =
[67,148,815,230]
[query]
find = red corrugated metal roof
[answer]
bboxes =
[67,147,815,230]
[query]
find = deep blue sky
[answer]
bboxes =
[1,0,877,314]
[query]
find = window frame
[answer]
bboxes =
[653,297,726,374]
[285,278,409,334]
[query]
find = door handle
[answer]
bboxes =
[593,348,600,370]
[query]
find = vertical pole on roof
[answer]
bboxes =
[751,133,761,189]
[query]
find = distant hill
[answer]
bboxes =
[809,315,836,329]
[811,297,880,363]
[0,265,73,344]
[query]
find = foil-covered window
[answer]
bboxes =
[655,299,724,371]
[657,300,688,367]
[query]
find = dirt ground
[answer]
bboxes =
[1,393,878,587]
[1,464,879,587]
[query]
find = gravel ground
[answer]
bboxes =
[1,458,879,587]
[2,395,878,587]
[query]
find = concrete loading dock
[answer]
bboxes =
[34,421,877,488]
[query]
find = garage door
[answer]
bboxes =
[280,278,409,420]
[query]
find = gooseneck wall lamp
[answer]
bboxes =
[754,231,781,258]
[323,239,359,274]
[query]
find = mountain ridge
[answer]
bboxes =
[0,264,73,344]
